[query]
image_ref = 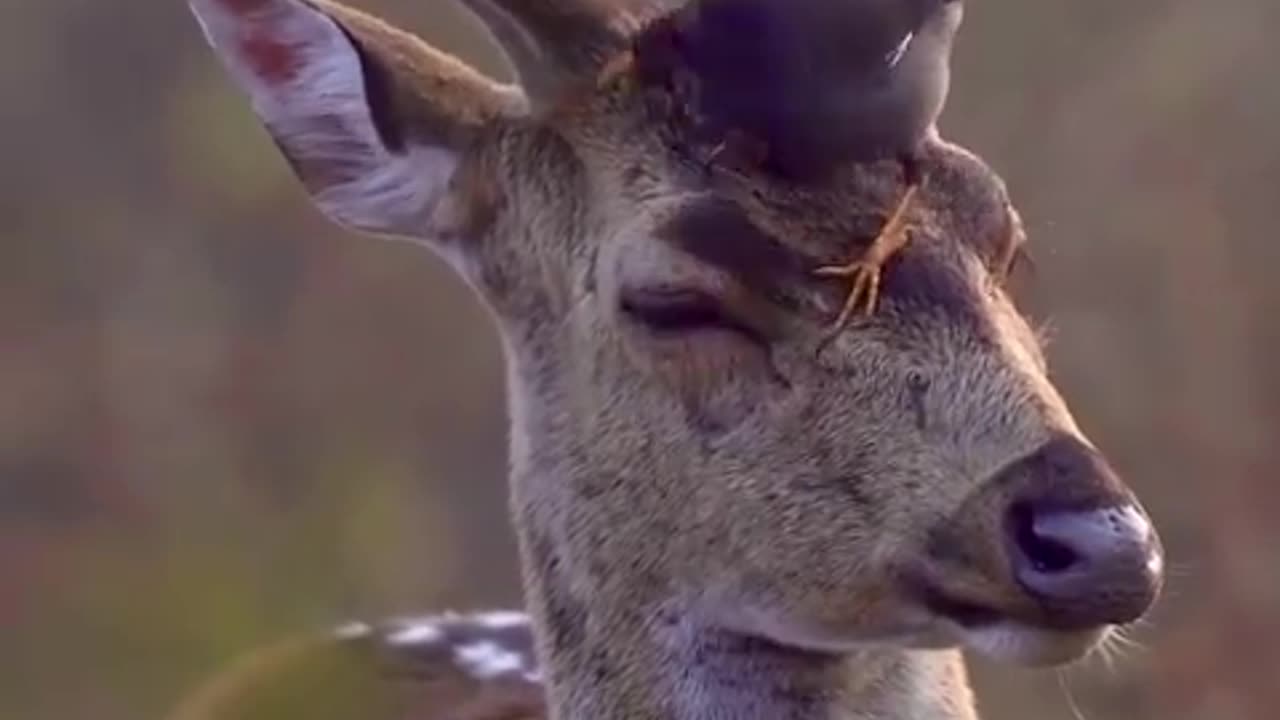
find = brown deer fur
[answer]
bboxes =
[182,1,1162,718]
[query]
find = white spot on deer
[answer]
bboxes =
[387,621,445,646]
[333,621,372,639]
[476,611,529,629]
[454,640,526,679]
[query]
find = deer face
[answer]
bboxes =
[508,125,1162,667]
[191,0,1162,671]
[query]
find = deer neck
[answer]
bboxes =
[505,361,979,720]
[520,565,978,720]
[512,484,978,720]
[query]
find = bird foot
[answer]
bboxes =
[814,183,920,332]
[595,49,635,90]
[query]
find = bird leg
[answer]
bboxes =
[595,48,635,90]
[814,179,920,331]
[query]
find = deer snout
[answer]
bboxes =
[1000,436,1163,628]
[1007,502,1161,627]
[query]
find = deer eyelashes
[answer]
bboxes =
[611,224,775,347]
[617,282,789,438]
[619,286,764,345]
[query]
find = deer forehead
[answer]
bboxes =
[525,113,1007,291]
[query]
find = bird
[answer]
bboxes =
[626,0,967,327]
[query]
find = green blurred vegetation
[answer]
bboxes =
[1,1,1277,719]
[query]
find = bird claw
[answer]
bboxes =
[595,49,635,90]
[814,183,920,335]
[814,260,887,327]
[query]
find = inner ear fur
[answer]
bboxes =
[190,0,525,242]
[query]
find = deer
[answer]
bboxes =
[177,1,1165,718]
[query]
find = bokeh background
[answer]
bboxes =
[3,1,1277,718]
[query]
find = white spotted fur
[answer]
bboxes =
[387,620,446,647]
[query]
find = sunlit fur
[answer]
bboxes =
[187,1,1162,719]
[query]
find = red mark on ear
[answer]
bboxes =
[240,31,301,85]
[202,0,301,84]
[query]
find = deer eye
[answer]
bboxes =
[620,287,757,340]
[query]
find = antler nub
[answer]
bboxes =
[459,0,639,110]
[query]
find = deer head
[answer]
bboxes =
[189,1,1164,718]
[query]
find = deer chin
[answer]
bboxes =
[906,579,1116,666]
[713,601,1108,669]
[956,621,1111,667]
[892,611,1111,667]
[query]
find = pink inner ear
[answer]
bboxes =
[240,31,301,84]
[202,0,302,85]
[192,0,460,236]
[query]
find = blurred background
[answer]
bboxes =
[2,1,1277,718]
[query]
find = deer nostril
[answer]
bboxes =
[1005,502,1162,628]
[1010,503,1079,574]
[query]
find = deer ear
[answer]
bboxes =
[190,0,523,242]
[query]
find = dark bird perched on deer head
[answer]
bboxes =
[625,0,966,329]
